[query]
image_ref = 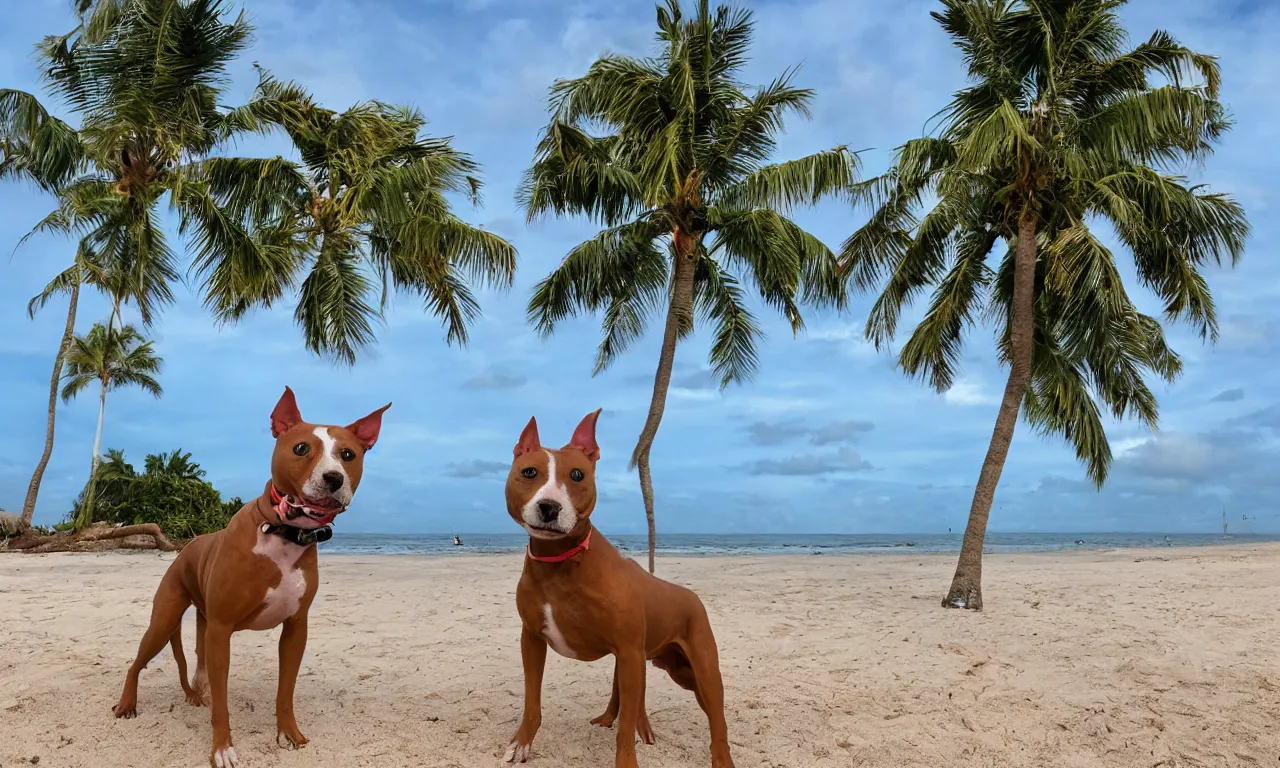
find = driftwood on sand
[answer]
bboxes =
[2,522,181,554]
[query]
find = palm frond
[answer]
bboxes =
[695,256,762,387]
[294,235,378,365]
[721,146,860,212]
[527,217,668,337]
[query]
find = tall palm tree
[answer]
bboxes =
[61,322,163,529]
[520,0,857,572]
[2,89,87,530]
[188,69,517,363]
[18,246,111,529]
[3,0,282,526]
[842,0,1248,609]
[27,0,261,326]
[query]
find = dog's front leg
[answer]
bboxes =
[505,627,547,763]
[205,622,237,768]
[613,651,647,768]
[275,613,309,749]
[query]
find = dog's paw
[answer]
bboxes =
[637,713,656,745]
[277,727,309,750]
[589,711,616,729]
[112,699,137,719]
[209,745,238,768]
[503,740,533,763]
[186,689,208,707]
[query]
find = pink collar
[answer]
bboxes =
[527,529,592,563]
[269,484,290,518]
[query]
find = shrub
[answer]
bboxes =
[69,449,242,539]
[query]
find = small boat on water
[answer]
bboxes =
[452,535,462,546]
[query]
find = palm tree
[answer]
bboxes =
[61,323,163,529]
[520,0,857,572]
[188,69,517,363]
[842,0,1248,609]
[26,0,260,325]
[2,89,87,530]
[144,449,206,481]
[3,0,281,526]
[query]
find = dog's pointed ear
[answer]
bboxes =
[514,417,541,457]
[346,402,391,451]
[566,408,602,462]
[270,386,303,437]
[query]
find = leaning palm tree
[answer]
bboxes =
[61,323,163,529]
[18,245,113,529]
[187,69,517,363]
[842,0,1248,609]
[3,0,282,526]
[27,0,261,325]
[2,89,87,530]
[520,0,858,572]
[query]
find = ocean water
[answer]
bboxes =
[317,532,1280,557]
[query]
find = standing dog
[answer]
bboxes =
[112,387,389,768]
[503,410,735,768]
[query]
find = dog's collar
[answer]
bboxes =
[269,483,295,517]
[259,522,332,547]
[526,529,592,563]
[264,484,332,546]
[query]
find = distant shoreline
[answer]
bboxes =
[15,531,1274,557]
[311,531,1280,557]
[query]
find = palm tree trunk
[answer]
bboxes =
[76,379,109,530]
[630,228,699,574]
[942,205,1038,611]
[19,280,81,529]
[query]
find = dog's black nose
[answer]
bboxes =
[537,499,561,523]
[322,471,344,493]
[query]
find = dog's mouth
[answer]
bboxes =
[523,523,569,539]
[281,494,347,526]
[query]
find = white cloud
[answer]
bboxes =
[803,324,879,359]
[943,378,999,407]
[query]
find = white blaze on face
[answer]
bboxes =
[520,449,578,536]
[301,426,352,505]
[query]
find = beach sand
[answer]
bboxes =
[3,545,1280,767]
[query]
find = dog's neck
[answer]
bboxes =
[526,521,594,563]
[248,482,333,547]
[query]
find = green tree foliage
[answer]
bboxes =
[197,69,517,363]
[70,448,243,539]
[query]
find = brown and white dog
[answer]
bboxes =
[112,386,390,768]
[503,410,735,768]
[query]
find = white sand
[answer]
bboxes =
[3,545,1280,767]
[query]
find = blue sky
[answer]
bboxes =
[1,0,1277,534]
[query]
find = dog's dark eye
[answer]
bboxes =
[340,448,356,462]
[293,443,309,457]
[570,469,584,482]
[521,467,537,479]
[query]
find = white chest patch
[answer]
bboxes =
[541,603,576,659]
[247,530,309,631]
